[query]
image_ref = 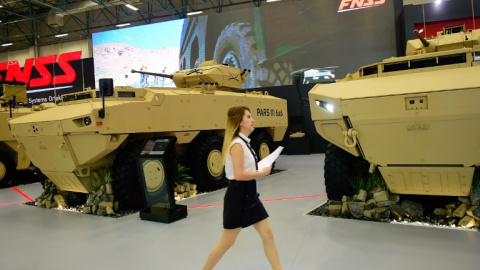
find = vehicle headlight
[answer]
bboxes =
[84,117,92,126]
[315,100,334,113]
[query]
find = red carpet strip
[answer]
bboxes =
[187,194,326,209]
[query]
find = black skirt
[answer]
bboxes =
[223,180,269,229]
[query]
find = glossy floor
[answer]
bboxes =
[0,154,479,270]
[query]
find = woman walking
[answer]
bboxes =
[202,106,282,270]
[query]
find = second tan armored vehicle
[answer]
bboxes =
[0,83,53,187]
[309,26,480,200]
[8,61,288,209]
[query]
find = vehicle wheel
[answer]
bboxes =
[213,22,267,89]
[249,130,275,161]
[111,140,145,211]
[0,152,15,188]
[324,143,369,201]
[187,134,226,191]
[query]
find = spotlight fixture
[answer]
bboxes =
[186,11,203,16]
[55,33,68,38]
[1,43,13,47]
[116,23,131,28]
[125,4,138,11]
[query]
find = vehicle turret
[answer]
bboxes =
[131,60,250,91]
[406,27,480,55]
[1,83,27,108]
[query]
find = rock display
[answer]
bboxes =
[174,182,198,200]
[309,187,480,229]
[32,179,198,217]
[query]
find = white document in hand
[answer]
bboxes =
[257,146,284,171]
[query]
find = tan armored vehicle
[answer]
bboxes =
[309,26,480,200]
[8,60,288,209]
[0,83,53,187]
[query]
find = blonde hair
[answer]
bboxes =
[222,106,250,164]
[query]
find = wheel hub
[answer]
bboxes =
[0,162,6,180]
[259,143,271,160]
[207,150,224,177]
[142,160,165,193]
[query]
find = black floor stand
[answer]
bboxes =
[140,204,188,223]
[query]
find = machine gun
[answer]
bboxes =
[131,69,174,80]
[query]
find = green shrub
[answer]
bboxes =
[350,169,386,193]
[176,163,193,184]
[91,166,113,190]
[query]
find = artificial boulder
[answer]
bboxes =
[401,200,423,220]
[348,202,365,218]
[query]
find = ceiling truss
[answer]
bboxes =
[0,0,281,52]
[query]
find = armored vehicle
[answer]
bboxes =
[309,27,480,200]
[0,83,53,187]
[8,61,288,209]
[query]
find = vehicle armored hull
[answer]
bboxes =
[9,87,288,193]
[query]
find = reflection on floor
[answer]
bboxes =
[1,154,479,270]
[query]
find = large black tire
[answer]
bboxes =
[11,169,46,187]
[324,143,369,201]
[64,192,87,207]
[259,61,293,87]
[249,130,275,161]
[213,22,267,89]
[111,141,145,211]
[0,151,15,188]
[34,169,49,190]
[186,134,226,191]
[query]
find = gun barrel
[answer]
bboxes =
[414,29,430,47]
[131,69,173,79]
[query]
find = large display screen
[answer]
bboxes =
[93,0,397,89]
[92,20,184,88]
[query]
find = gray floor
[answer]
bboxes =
[1,154,479,270]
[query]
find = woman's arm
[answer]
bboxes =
[231,143,271,181]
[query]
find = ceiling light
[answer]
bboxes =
[0,5,3,8]
[266,0,281,2]
[125,4,138,11]
[2,43,13,47]
[186,11,203,16]
[55,33,68,38]
[116,23,131,28]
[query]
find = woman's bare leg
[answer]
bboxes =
[202,228,242,270]
[253,219,282,270]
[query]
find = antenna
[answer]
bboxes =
[472,0,476,30]
[421,0,427,38]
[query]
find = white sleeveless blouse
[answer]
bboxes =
[225,133,257,180]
